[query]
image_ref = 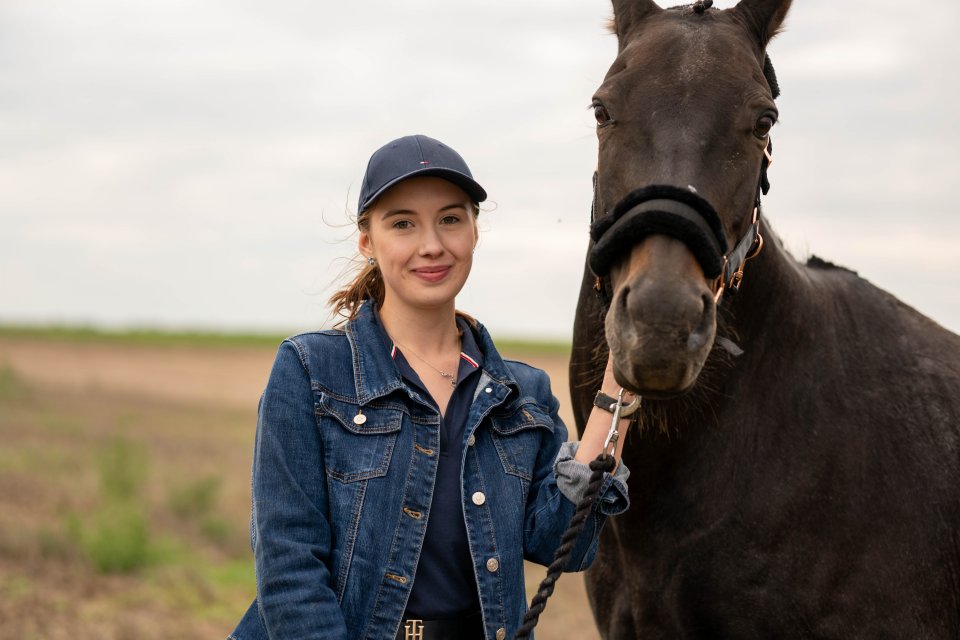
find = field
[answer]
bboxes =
[0,330,600,640]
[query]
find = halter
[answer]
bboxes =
[589,140,770,306]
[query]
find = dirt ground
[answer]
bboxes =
[0,336,599,640]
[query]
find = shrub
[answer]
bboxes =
[97,437,147,502]
[84,503,151,573]
[169,475,221,520]
[72,438,155,574]
[199,515,232,545]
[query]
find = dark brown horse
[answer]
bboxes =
[569,0,960,637]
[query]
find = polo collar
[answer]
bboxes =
[344,301,520,405]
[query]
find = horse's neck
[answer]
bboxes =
[720,220,811,344]
[628,222,811,439]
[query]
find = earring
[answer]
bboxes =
[367,256,376,266]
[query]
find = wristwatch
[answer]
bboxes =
[593,390,641,418]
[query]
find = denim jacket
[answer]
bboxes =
[230,303,629,640]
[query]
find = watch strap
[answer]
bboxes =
[593,390,641,418]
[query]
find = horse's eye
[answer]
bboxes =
[753,114,776,138]
[593,101,613,127]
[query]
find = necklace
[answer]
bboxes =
[393,340,458,387]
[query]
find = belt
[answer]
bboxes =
[396,610,484,640]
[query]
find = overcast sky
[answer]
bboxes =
[2,0,958,339]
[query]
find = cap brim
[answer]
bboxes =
[360,167,487,212]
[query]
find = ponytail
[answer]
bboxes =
[328,259,385,324]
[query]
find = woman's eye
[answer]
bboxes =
[753,113,776,138]
[393,219,412,230]
[440,215,461,225]
[592,101,613,127]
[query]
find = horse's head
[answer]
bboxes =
[591,0,791,397]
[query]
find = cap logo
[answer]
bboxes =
[419,160,430,166]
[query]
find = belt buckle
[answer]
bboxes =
[404,619,424,640]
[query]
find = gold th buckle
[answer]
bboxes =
[404,619,424,640]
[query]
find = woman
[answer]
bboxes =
[230,134,633,640]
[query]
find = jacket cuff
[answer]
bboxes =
[554,441,630,515]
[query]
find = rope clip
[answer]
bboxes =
[602,388,632,456]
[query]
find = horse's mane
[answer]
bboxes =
[806,254,858,275]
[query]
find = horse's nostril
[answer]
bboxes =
[686,293,717,351]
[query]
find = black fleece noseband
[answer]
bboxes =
[589,185,729,280]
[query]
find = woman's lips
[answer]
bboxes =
[412,266,451,283]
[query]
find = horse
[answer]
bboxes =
[568,0,960,637]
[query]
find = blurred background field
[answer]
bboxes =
[0,328,598,640]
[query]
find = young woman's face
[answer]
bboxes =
[360,176,479,314]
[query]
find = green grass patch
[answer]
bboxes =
[71,505,152,573]
[68,437,158,574]
[0,364,30,400]
[169,476,222,519]
[98,437,148,501]
[0,324,290,349]
[202,558,255,591]
[199,515,233,545]
[1,574,32,600]
[0,446,77,475]
[495,338,571,357]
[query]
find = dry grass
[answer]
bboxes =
[0,337,599,640]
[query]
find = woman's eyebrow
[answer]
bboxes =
[381,208,417,219]
[382,202,468,219]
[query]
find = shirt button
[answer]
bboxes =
[471,491,486,506]
[496,628,506,640]
[486,557,499,572]
[484,387,492,394]
[466,434,476,446]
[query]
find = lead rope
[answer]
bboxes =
[513,390,632,640]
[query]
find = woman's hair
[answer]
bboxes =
[328,201,480,326]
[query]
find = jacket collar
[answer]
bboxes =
[345,301,520,405]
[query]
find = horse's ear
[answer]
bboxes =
[732,0,793,47]
[611,0,662,48]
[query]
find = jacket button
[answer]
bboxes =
[486,557,499,572]
[484,387,492,394]
[471,491,486,506]
[496,628,506,640]
[466,434,476,446]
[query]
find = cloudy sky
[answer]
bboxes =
[2,0,958,339]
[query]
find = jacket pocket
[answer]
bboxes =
[317,395,404,483]
[489,402,555,481]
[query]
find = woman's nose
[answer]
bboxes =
[418,228,444,256]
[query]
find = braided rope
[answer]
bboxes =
[514,453,617,639]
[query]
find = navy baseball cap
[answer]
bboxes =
[358,135,487,212]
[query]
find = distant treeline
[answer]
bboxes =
[0,324,570,355]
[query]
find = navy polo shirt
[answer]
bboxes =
[381,315,485,618]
